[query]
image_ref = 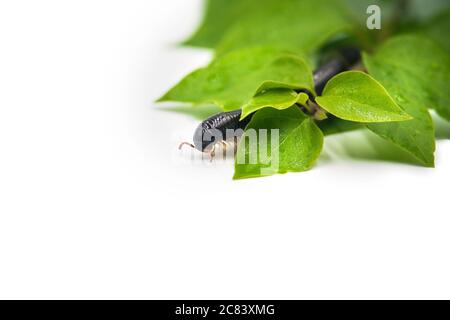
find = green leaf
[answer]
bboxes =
[362,37,440,167]
[315,71,412,123]
[422,9,450,53]
[240,89,308,120]
[234,106,323,179]
[215,0,351,56]
[366,99,436,167]
[158,47,314,111]
[182,0,253,48]
[364,35,450,121]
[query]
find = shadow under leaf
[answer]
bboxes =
[321,128,424,167]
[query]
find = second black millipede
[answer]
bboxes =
[179,48,361,154]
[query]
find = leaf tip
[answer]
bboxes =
[239,110,249,121]
[155,96,166,103]
[421,157,436,168]
[388,110,414,122]
[155,90,172,103]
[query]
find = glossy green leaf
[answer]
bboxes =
[182,0,254,48]
[158,47,314,111]
[315,71,412,122]
[234,107,323,179]
[215,0,350,55]
[240,89,308,120]
[367,99,435,167]
[363,38,440,167]
[183,0,350,54]
[364,35,450,121]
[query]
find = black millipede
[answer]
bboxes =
[179,47,361,159]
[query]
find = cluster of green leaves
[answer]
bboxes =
[158,0,450,179]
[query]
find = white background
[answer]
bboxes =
[1,0,449,299]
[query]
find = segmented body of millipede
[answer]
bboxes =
[179,48,361,160]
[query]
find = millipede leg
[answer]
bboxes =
[179,142,195,150]
[209,145,216,162]
[221,141,229,157]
